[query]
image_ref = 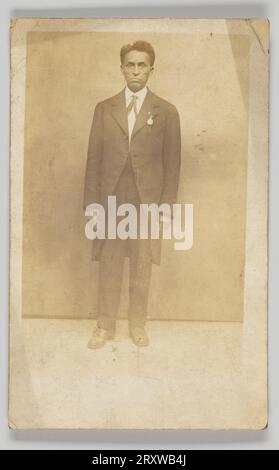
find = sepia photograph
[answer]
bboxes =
[9,18,268,429]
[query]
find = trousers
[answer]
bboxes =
[97,156,153,332]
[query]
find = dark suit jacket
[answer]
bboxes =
[83,87,181,263]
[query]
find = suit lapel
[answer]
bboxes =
[110,89,129,136]
[131,89,160,140]
[110,88,161,139]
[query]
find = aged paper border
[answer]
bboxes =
[9,18,269,429]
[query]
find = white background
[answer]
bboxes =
[1,0,278,450]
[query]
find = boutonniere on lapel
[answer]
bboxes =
[147,112,155,126]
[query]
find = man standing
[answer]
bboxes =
[84,41,181,348]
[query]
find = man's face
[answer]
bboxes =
[121,50,154,92]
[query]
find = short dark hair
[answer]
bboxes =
[120,41,155,66]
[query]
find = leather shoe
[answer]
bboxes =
[129,326,149,347]
[87,327,114,349]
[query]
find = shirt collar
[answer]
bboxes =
[125,86,148,103]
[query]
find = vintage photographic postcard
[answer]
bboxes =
[9,18,269,429]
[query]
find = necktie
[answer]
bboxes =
[127,94,138,118]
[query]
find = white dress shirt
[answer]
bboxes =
[125,86,148,142]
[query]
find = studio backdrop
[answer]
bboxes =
[22,31,249,321]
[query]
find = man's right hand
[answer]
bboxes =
[91,209,99,226]
[84,206,99,226]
